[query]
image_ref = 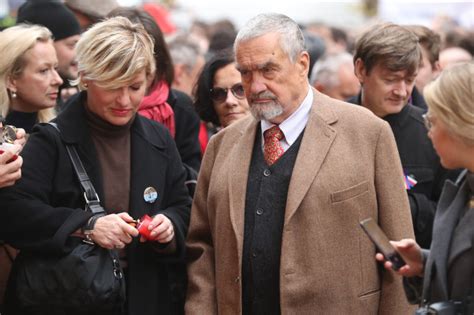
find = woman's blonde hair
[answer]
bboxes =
[74,16,156,90]
[424,62,474,145]
[0,24,56,123]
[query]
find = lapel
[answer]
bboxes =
[423,180,464,300]
[228,117,259,255]
[446,181,471,267]
[284,90,337,224]
[54,92,104,199]
[129,117,167,219]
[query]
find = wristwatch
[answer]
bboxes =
[82,214,104,245]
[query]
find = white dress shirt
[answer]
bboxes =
[261,85,313,152]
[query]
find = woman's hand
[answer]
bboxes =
[0,151,22,188]
[375,238,424,277]
[141,214,175,244]
[14,128,27,152]
[91,212,139,249]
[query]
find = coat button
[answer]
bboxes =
[263,169,271,176]
[234,276,240,283]
[256,208,263,215]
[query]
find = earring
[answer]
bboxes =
[11,91,17,98]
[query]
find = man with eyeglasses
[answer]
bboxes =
[186,13,415,314]
[348,23,459,250]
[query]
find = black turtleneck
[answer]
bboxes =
[5,111,38,134]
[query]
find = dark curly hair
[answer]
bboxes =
[193,48,235,126]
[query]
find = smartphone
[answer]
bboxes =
[360,218,406,271]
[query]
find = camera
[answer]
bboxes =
[415,301,464,315]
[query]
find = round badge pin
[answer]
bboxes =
[143,186,158,203]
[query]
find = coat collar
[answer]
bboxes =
[55,91,167,149]
[347,91,417,128]
[423,179,470,301]
[284,89,337,224]
[52,91,168,207]
[53,92,103,197]
[228,116,258,255]
[227,89,338,250]
[54,92,90,145]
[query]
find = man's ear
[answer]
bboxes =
[432,61,441,79]
[297,51,310,78]
[354,58,366,84]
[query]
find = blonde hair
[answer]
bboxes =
[424,62,474,145]
[0,24,56,123]
[74,16,155,90]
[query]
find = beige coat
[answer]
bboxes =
[186,90,416,314]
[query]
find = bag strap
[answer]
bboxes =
[48,122,104,215]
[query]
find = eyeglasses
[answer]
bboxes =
[422,113,432,130]
[210,83,245,103]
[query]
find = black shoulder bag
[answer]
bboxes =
[10,123,125,312]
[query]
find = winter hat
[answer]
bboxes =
[65,0,119,19]
[16,0,81,41]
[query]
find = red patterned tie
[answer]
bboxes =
[264,125,284,165]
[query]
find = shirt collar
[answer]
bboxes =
[261,85,313,147]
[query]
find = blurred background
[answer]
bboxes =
[1,0,473,31]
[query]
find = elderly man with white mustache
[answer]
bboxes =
[185,13,415,314]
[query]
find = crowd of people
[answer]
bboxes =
[0,0,472,314]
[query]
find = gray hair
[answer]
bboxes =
[234,13,305,63]
[167,34,203,72]
[310,52,354,87]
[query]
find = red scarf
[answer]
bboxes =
[138,81,175,138]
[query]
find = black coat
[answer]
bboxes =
[405,171,474,310]
[0,92,191,315]
[347,94,459,248]
[424,171,474,304]
[167,89,201,173]
[410,86,428,111]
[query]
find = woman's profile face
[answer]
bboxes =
[212,63,250,127]
[9,41,63,112]
[84,70,147,126]
[427,113,467,170]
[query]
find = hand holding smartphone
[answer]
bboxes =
[360,218,406,271]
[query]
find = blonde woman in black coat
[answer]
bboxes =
[378,63,474,313]
[0,17,191,315]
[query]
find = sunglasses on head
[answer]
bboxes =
[210,83,245,103]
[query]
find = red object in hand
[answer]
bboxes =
[137,214,153,240]
[0,149,18,163]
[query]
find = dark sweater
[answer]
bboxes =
[5,111,37,134]
[84,106,133,214]
[242,128,304,315]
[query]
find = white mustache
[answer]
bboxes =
[250,92,277,102]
